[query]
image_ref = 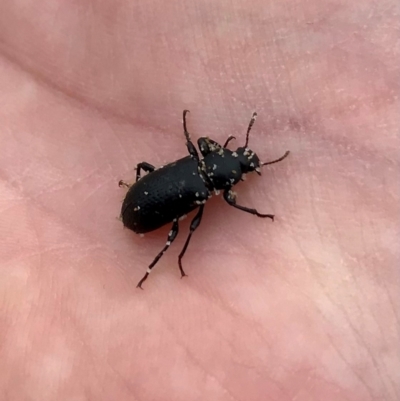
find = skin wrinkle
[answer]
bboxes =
[157,315,247,401]
[29,169,101,199]
[58,312,141,400]
[327,186,396,349]
[93,134,114,178]
[257,16,301,115]
[133,292,238,399]
[172,273,332,398]
[0,45,157,132]
[59,290,152,399]
[155,263,282,369]
[285,234,390,398]
[1,180,131,285]
[305,256,391,398]
[181,278,277,355]
[2,245,104,268]
[307,172,325,245]
[324,293,392,397]
[100,118,132,173]
[78,179,112,206]
[324,332,377,401]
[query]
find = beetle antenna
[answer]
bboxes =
[183,109,191,142]
[244,112,257,147]
[262,150,290,166]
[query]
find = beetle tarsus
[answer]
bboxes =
[136,274,148,289]
[118,180,131,189]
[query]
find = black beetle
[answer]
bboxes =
[119,110,289,288]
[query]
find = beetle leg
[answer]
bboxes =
[223,189,274,220]
[135,162,155,182]
[223,135,236,148]
[178,205,204,278]
[136,219,179,289]
[182,110,200,160]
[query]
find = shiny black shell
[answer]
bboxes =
[121,156,210,233]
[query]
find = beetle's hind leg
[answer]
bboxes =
[136,219,179,289]
[178,205,204,278]
[135,162,155,182]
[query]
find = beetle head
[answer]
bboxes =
[235,147,262,175]
[234,112,290,175]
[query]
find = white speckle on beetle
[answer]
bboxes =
[195,200,202,205]
[179,194,182,198]
[255,167,261,173]
[232,152,238,157]
[232,170,237,174]
[230,178,235,184]
[195,192,199,197]
[229,190,237,199]
[134,206,141,211]
[144,191,148,195]
[250,162,255,167]
[146,268,152,274]
[213,164,217,170]
[166,241,171,246]
[214,189,220,195]
[179,214,187,221]
[218,149,224,156]
[242,173,247,180]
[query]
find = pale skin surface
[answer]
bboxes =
[0,0,399,400]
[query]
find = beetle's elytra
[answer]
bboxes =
[119,110,289,288]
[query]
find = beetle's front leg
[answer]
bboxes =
[223,135,236,148]
[136,219,179,289]
[135,162,155,182]
[223,189,274,220]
